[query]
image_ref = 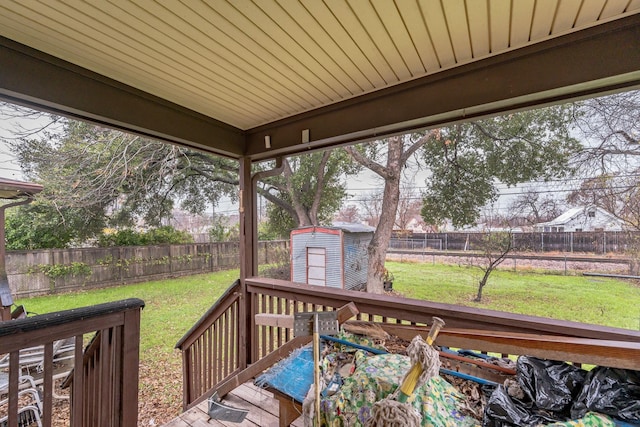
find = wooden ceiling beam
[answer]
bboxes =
[0,14,638,162]
[0,36,245,159]
[245,14,640,161]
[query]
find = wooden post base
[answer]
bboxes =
[268,388,302,427]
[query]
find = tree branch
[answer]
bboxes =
[309,150,331,223]
[344,145,389,179]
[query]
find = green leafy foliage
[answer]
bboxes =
[7,118,359,246]
[259,150,360,237]
[208,215,239,242]
[257,221,282,241]
[421,106,580,228]
[6,199,106,249]
[97,226,193,247]
[10,120,238,231]
[33,262,92,279]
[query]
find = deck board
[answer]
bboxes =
[162,382,304,427]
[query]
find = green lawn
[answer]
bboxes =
[16,269,239,354]
[16,260,640,351]
[13,262,640,423]
[387,260,640,330]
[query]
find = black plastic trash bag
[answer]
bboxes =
[571,366,640,422]
[484,356,587,426]
[517,356,587,415]
[483,385,559,427]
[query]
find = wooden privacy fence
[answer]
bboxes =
[176,277,640,411]
[7,241,288,299]
[0,298,144,427]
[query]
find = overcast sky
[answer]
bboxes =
[0,134,24,180]
[0,102,577,219]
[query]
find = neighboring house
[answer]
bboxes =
[534,206,625,232]
[404,216,432,233]
[290,223,374,290]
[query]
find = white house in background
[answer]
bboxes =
[534,206,625,232]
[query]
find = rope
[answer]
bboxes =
[367,399,421,427]
[366,336,441,427]
[404,335,441,391]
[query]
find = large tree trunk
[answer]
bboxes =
[365,139,403,294]
[346,135,426,294]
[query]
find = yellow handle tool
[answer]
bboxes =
[396,317,445,403]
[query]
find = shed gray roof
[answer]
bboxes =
[294,223,375,234]
[331,222,375,233]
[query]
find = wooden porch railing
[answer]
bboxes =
[175,279,242,411]
[0,298,144,427]
[177,277,640,410]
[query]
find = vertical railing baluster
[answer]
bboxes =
[213,321,218,385]
[181,347,190,409]
[193,338,201,398]
[222,309,228,378]
[99,329,112,426]
[112,326,123,427]
[43,342,54,427]
[230,301,237,373]
[8,351,19,427]
[260,294,267,359]
[205,327,211,391]
[268,295,275,354]
[216,318,222,386]
[72,334,84,427]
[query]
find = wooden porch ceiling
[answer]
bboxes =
[0,2,639,161]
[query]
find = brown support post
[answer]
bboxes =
[238,157,254,367]
[71,335,84,427]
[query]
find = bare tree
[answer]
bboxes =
[508,190,564,227]
[567,174,640,229]
[572,90,640,174]
[568,91,640,272]
[359,190,384,228]
[334,204,360,223]
[395,183,422,231]
[472,230,513,302]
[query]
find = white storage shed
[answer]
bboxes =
[290,223,374,290]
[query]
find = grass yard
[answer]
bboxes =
[387,260,640,330]
[16,270,239,425]
[13,261,640,425]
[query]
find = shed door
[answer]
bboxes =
[307,247,326,286]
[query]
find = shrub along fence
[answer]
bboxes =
[7,240,288,299]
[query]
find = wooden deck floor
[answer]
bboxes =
[162,383,304,427]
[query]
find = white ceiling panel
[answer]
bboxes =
[511,0,535,46]
[0,0,637,131]
[420,0,456,67]
[395,1,440,71]
[466,0,491,58]
[489,0,512,52]
[530,0,558,40]
[552,0,583,33]
[442,0,473,63]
